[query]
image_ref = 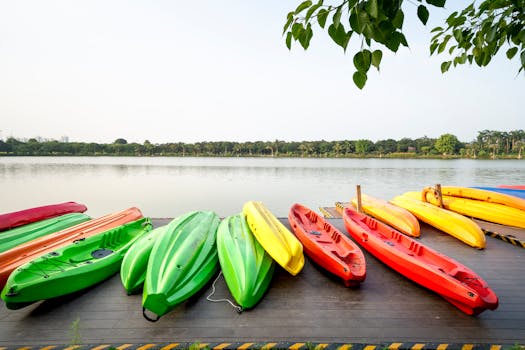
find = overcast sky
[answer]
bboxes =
[0,1,523,144]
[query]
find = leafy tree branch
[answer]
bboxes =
[284,0,525,89]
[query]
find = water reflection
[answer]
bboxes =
[0,157,523,218]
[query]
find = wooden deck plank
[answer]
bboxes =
[0,218,523,346]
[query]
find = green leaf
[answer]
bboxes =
[371,50,382,70]
[299,24,314,49]
[426,0,446,7]
[292,23,304,40]
[386,33,401,52]
[328,24,352,51]
[417,5,429,25]
[295,1,312,15]
[453,29,463,43]
[441,61,452,73]
[431,26,443,33]
[305,3,322,22]
[520,50,525,67]
[366,0,379,19]
[430,41,439,55]
[317,9,328,28]
[353,50,372,72]
[353,71,367,89]
[283,17,294,36]
[392,10,404,29]
[333,7,342,29]
[506,47,518,59]
[438,35,451,53]
[448,45,457,54]
[286,32,292,50]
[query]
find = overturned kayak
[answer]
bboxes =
[0,207,143,290]
[351,194,420,237]
[120,225,167,295]
[473,186,525,200]
[0,213,91,254]
[217,214,275,310]
[440,186,525,211]
[142,211,220,321]
[1,218,152,310]
[343,206,498,315]
[413,189,525,229]
[289,203,366,286]
[390,194,485,249]
[243,201,304,276]
[0,202,88,232]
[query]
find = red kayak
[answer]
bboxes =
[0,202,88,232]
[288,203,366,286]
[499,185,525,190]
[342,206,498,315]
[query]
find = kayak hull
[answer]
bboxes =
[120,225,167,294]
[342,206,498,315]
[243,201,304,276]
[0,202,87,232]
[217,214,275,309]
[0,213,91,254]
[1,218,152,309]
[288,203,366,286]
[441,186,525,211]
[390,194,485,249]
[0,207,143,290]
[473,187,525,200]
[351,194,420,237]
[413,189,525,229]
[142,211,220,319]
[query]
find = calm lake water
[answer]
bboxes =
[1,157,524,218]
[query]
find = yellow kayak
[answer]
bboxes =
[350,194,420,237]
[441,186,525,211]
[242,201,304,275]
[390,194,486,249]
[413,189,525,229]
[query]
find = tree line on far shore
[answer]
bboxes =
[0,129,523,159]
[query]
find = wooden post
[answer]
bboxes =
[435,184,444,208]
[356,185,362,213]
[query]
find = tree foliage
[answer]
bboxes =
[284,0,525,88]
[1,130,523,159]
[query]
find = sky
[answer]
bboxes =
[0,1,523,144]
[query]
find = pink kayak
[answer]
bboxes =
[0,202,88,232]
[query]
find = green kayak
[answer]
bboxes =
[217,214,275,310]
[120,225,167,294]
[142,211,220,321]
[0,213,91,254]
[1,218,152,310]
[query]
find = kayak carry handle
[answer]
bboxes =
[142,307,161,322]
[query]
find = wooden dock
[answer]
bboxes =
[1,216,524,348]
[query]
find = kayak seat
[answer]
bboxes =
[91,248,114,259]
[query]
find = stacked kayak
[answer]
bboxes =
[216,214,275,310]
[0,213,91,254]
[414,187,525,229]
[390,194,486,249]
[288,203,365,286]
[440,186,525,211]
[142,211,220,321]
[0,207,143,289]
[473,187,525,200]
[343,206,498,315]
[121,225,167,295]
[350,194,420,237]
[0,202,87,231]
[499,185,525,190]
[243,201,304,276]
[1,218,152,310]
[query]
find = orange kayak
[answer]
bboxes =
[0,207,143,289]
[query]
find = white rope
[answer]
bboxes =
[206,271,243,313]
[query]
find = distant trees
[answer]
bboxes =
[1,129,523,158]
[435,134,461,155]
